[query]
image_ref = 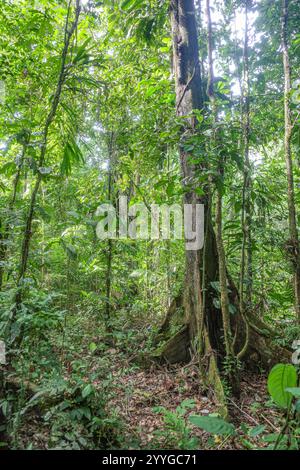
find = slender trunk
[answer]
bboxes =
[106,238,113,324]
[0,140,29,290]
[281,0,300,321]
[239,0,253,314]
[12,0,81,322]
[166,151,172,307]
[206,0,236,382]
[215,196,234,357]
[105,132,114,326]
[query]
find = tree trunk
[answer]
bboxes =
[105,132,115,327]
[205,0,234,356]
[281,0,300,322]
[166,0,230,409]
[155,1,290,404]
[240,0,253,312]
[0,138,29,290]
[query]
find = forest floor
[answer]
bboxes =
[14,335,282,450]
[103,354,280,449]
[3,304,287,450]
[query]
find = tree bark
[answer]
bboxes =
[240,0,253,312]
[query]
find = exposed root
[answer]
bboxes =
[157,294,183,337]
[154,326,190,364]
[0,369,68,413]
[154,298,291,373]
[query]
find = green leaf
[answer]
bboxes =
[72,38,92,64]
[65,244,77,260]
[0,161,17,176]
[121,0,144,11]
[89,342,97,353]
[249,424,265,437]
[121,0,135,9]
[82,384,94,399]
[166,182,175,196]
[61,138,84,176]
[36,205,51,222]
[267,364,297,409]
[285,387,300,398]
[0,180,7,192]
[61,143,73,176]
[229,303,237,315]
[189,415,236,436]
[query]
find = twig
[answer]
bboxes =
[227,396,259,425]
[217,433,231,449]
[260,413,280,432]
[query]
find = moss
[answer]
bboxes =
[207,354,228,419]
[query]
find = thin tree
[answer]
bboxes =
[281,0,300,322]
[239,0,253,316]
[0,132,30,290]
[105,131,114,327]
[205,0,235,364]
[205,0,239,394]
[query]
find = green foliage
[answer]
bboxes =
[1,0,300,452]
[285,387,300,399]
[43,379,120,450]
[151,400,199,449]
[189,414,236,436]
[0,289,66,343]
[186,363,300,450]
[267,364,297,409]
[61,138,84,176]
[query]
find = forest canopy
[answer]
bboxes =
[1,0,300,453]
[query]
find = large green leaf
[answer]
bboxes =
[121,0,144,11]
[0,161,17,176]
[82,384,94,399]
[60,138,84,176]
[267,364,297,409]
[189,415,236,436]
